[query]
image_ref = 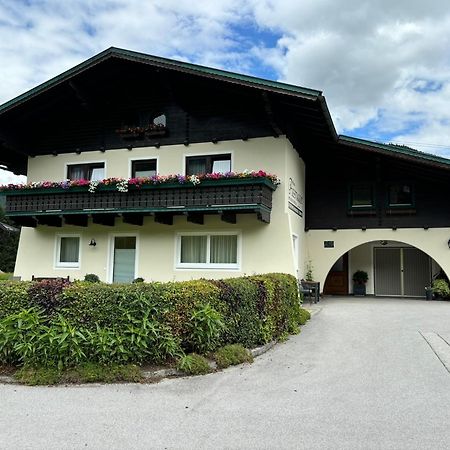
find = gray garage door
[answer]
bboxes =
[374,247,431,297]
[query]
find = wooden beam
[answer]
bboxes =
[92,214,116,226]
[122,213,144,226]
[221,212,236,224]
[262,92,284,137]
[154,213,173,225]
[64,215,88,227]
[37,215,62,227]
[186,213,204,225]
[257,209,271,223]
[11,216,37,228]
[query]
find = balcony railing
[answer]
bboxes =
[2,178,277,227]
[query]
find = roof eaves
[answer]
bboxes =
[0,47,321,116]
[339,135,450,168]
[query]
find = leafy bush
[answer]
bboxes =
[432,279,450,298]
[186,303,225,353]
[299,308,311,325]
[177,353,212,375]
[0,273,12,281]
[133,277,144,283]
[214,344,253,369]
[0,273,301,367]
[84,274,100,283]
[28,278,70,315]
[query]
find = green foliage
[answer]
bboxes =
[432,279,450,298]
[0,273,301,368]
[305,260,314,281]
[0,273,12,281]
[84,274,100,283]
[352,270,369,284]
[177,353,212,375]
[0,207,20,273]
[0,281,30,319]
[299,308,311,325]
[187,303,225,353]
[133,277,144,283]
[15,363,142,385]
[213,344,253,369]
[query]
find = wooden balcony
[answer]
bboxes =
[2,178,277,227]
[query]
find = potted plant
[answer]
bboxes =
[352,270,368,296]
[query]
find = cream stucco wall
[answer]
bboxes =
[16,137,306,282]
[306,228,450,292]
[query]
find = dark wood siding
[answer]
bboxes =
[305,145,450,229]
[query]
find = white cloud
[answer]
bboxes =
[1,0,450,186]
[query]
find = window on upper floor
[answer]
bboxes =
[67,163,105,181]
[131,159,157,178]
[349,184,375,208]
[186,154,231,176]
[388,183,414,207]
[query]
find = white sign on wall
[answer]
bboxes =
[288,177,304,217]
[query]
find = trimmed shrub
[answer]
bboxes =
[28,278,70,315]
[214,344,253,369]
[177,353,212,375]
[0,281,30,319]
[0,273,301,368]
[84,274,100,283]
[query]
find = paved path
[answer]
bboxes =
[2,297,450,449]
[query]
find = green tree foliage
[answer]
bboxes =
[0,207,20,273]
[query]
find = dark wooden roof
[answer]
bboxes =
[0,47,449,176]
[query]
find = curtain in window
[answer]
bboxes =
[187,158,207,175]
[212,159,231,174]
[180,236,207,263]
[210,235,237,264]
[69,166,85,180]
[60,237,79,263]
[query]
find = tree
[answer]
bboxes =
[0,207,20,273]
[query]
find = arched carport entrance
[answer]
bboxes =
[323,240,441,297]
[305,229,450,298]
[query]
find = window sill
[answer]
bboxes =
[176,264,240,270]
[385,208,416,215]
[347,208,377,217]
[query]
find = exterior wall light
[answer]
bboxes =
[89,239,97,247]
[380,240,388,246]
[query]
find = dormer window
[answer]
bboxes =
[186,154,231,176]
[67,163,105,181]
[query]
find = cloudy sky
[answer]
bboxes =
[1,0,450,184]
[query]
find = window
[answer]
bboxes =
[56,236,80,268]
[388,183,413,206]
[350,184,374,208]
[67,163,105,181]
[177,233,239,269]
[186,154,231,176]
[131,159,157,178]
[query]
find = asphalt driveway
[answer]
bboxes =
[2,297,450,449]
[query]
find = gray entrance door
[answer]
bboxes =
[112,236,136,283]
[374,247,431,297]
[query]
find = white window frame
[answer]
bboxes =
[54,234,81,269]
[64,160,107,181]
[182,150,234,175]
[175,231,241,270]
[107,233,139,283]
[128,156,159,178]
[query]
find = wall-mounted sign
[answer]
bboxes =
[324,241,334,248]
[288,177,304,217]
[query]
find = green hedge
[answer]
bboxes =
[0,273,303,368]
